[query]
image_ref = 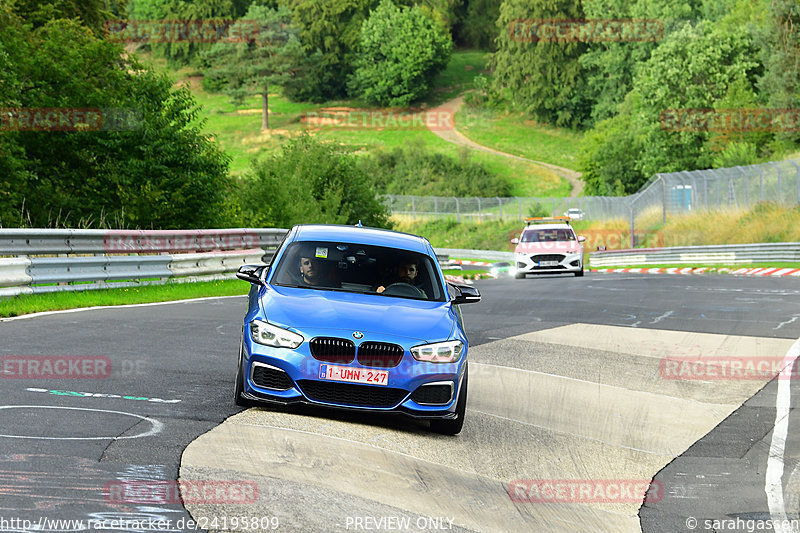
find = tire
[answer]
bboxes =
[514,272,526,279]
[234,342,254,407]
[430,366,468,435]
[575,267,584,277]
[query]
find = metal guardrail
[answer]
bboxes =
[0,228,287,256]
[0,228,288,298]
[435,248,514,262]
[590,243,800,267]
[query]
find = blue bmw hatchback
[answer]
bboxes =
[234,224,480,434]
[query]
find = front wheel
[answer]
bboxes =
[234,342,254,407]
[514,272,526,279]
[430,366,468,435]
[575,267,584,277]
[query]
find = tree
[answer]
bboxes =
[0,16,232,228]
[202,5,314,130]
[348,0,453,107]
[491,0,591,129]
[632,20,762,175]
[8,0,112,34]
[578,95,646,195]
[454,0,502,50]
[758,0,800,148]
[282,0,378,102]
[239,135,391,229]
[143,0,242,67]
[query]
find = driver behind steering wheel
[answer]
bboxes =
[376,258,427,298]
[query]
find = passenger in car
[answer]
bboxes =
[299,254,340,288]
[376,258,427,298]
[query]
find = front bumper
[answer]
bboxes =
[241,329,467,420]
[515,252,582,274]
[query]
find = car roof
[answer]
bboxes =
[291,224,431,254]
[523,224,574,231]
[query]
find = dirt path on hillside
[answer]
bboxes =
[428,96,584,197]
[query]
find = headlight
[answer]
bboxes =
[411,340,463,363]
[249,320,304,349]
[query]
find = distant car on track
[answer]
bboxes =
[511,217,586,278]
[234,224,481,435]
[563,207,585,220]
[490,261,514,277]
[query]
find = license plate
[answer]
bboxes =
[539,261,559,267]
[319,365,388,386]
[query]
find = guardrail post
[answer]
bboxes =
[661,174,666,223]
[454,197,460,222]
[759,167,764,202]
[497,197,503,220]
[477,197,481,221]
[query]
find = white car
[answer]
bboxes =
[511,217,586,278]
[563,208,585,220]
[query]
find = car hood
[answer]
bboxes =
[260,286,455,343]
[515,242,583,254]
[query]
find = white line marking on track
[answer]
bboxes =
[0,405,163,440]
[775,316,800,331]
[766,336,800,533]
[650,311,674,324]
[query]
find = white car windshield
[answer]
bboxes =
[521,229,576,242]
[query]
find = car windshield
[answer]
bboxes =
[521,229,576,242]
[271,240,446,301]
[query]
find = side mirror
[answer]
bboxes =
[578,236,586,243]
[236,264,267,285]
[510,238,520,244]
[449,283,481,305]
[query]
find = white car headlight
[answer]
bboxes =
[411,340,463,363]
[250,319,304,349]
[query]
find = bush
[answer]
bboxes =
[358,142,511,197]
[348,0,453,106]
[238,135,391,229]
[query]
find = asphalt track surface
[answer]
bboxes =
[1,273,799,532]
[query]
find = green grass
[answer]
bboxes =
[427,50,490,104]
[0,280,249,318]
[455,107,583,171]
[133,49,571,194]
